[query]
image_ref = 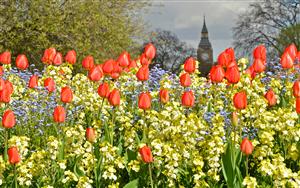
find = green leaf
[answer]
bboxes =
[221,143,235,188]
[123,178,139,188]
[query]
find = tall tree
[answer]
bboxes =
[0,0,150,71]
[233,0,300,58]
[147,29,196,74]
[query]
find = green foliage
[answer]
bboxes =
[276,24,300,54]
[0,0,150,72]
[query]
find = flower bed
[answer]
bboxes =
[0,44,300,187]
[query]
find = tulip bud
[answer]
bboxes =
[139,145,153,163]
[53,52,63,66]
[2,109,16,128]
[8,147,21,164]
[265,88,277,107]
[180,73,192,87]
[253,45,266,61]
[184,57,196,74]
[225,64,240,84]
[16,54,29,70]
[0,87,11,103]
[128,60,137,69]
[159,89,169,104]
[218,51,230,67]
[4,80,13,95]
[232,111,238,127]
[53,106,66,123]
[102,59,114,75]
[0,51,11,64]
[97,82,110,98]
[293,81,300,98]
[240,137,254,155]
[253,58,265,73]
[82,55,94,71]
[86,127,96,143]
[284,44,297,60]
[280,52,294,69]
[181,91,194,107]
[108,89,120,107]
[28,75,39,89]
[225,47,235,63]
[233,91,247,110]
[65,50,76,64]
[140,53,150,66]
[41,48,56,64]
[245,65,256,80]
[61,86,73,103]
[44,78,56,93]
[138,92,151,110]
[144,43,156,60]
[88,65,103,82]
[136,65,149,81]
[210,65,225,83]
[117,51,131,67]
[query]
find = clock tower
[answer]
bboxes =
[197,16,213,77]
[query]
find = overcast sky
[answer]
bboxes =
[144,0,255,61]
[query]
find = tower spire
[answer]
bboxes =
[202,15,208,33]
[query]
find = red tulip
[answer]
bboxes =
[44,78,55,93]
[88,65,103,82]
[61,86,73,103]
[28,75,39,89]
[245,65,256,80]
[138,92,151,110]
[0,78,5,91]
[41,48,56,64]
[253,58,266,73]
[8,147,21,164]
[53,106,66,123]
[140,53,150,66]
[184,57,196,74]
[117,51,130,67]
[0,87,11,103]
[181,91,194,107]
[86,127,96,143]
[280,52,294,69]
[233,91,247,110]
[128,60,137,69]
[296,98,300,114]
[139,145,153,163]
[240,138,254,155]
[218,51,230,67]
[97,82,110,98]
[144,43,156,60]
[284,44,297,60]
[16,54,29,70]
[253,45,266,61]
[82,55,94,71]
[64,50,76,64]
[0,51,11,64]
[210,65,225,83]
[2,109,16,128]
[159,89,169,104]
[136,65,149,81]
[0,66,3,76]
[108,89,120,107]
[294,81,300,98]
[180,73,192,87]
[225,47,235,63]
[102,59,115,75]
[225,64,240,84]
[5,80,13,95]
[53,52,63,66]
[297,51,300,61]
[264,89,277,106]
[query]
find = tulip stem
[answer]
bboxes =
[148,163,154,188]
[245,155,249,177]
[14,164,18,188]
[4,129,8,161]
[98,98,105,119]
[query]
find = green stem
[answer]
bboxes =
[245,156,249,177]
[4,128,8,161]
[14,164,18,188]
[148,163,154,188]
[110,107,116,146]
[98,98,105,119]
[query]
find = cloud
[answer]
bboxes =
[144,0,251,60]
